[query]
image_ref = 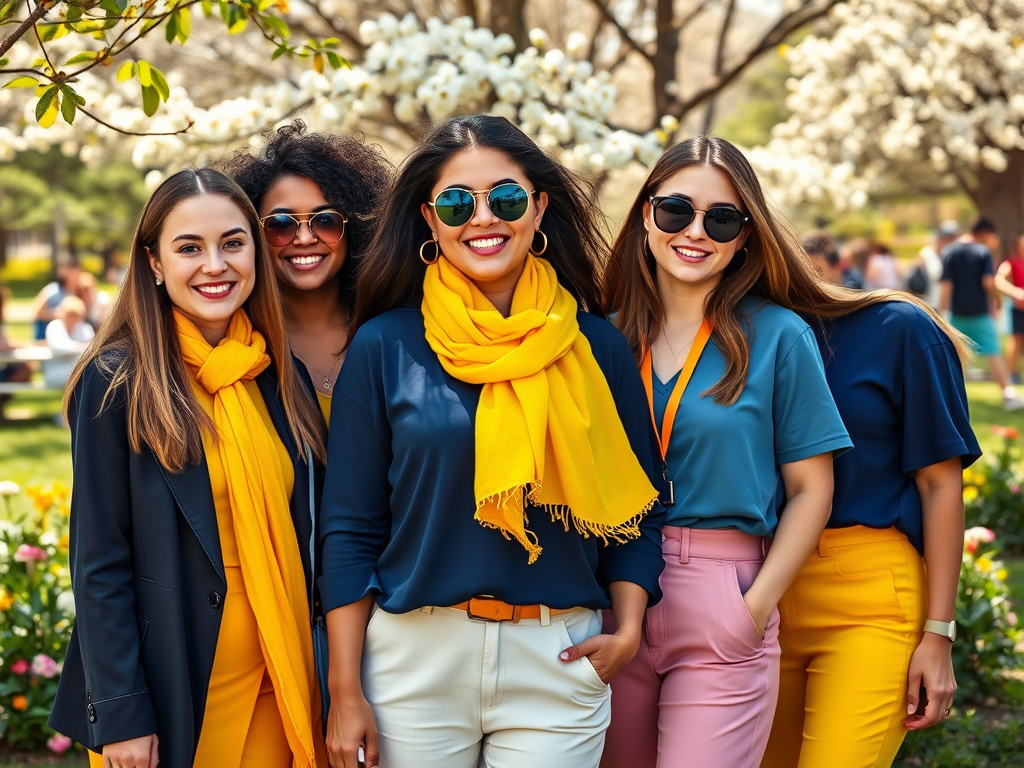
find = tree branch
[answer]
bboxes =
[702,0,737,134]
[78,104,194,135]
[0,0,51,59]
[584,0,652,64]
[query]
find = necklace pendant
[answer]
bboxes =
[323,380,331,390]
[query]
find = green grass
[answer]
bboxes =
[965,381,1024,456]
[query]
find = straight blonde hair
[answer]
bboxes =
[64,168,326,471]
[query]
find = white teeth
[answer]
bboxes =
[196,283,231,295]
[675,247,709,258]
[290,254,324,266]
[467,237,505,249]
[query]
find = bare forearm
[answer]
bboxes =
[608,580,648,642]
[326,596,373,695]
[917,459,965,623]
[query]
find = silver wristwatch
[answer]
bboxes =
[923,619,956,642]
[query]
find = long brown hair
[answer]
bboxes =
[602,136,970,405]
[64,168,326,471]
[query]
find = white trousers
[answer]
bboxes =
[362,604,611,768]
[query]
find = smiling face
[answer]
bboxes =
[420,146,548,301]
[644,163,749,297]
[258,174,347,295]
[148,193,256,345]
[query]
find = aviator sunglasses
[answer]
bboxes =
[428,183,536,228]
[259,210,347,247]
[650,196,750,243]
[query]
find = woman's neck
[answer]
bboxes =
[656,267,718,331]
[281,281,348,333]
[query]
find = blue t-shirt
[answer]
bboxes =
[319,308,667,615]
[652,297,852,535]
[811,301,981,552]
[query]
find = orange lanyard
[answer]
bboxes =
[640,320,713,505]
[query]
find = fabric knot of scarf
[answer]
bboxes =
[422,254,658,564]
[174,309,324,768]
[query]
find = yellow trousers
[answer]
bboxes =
[762,526,926,768]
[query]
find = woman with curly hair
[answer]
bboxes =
[223,121,392,421]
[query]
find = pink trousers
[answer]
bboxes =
[601,527,781,768]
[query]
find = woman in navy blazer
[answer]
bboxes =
[49,169,325,768]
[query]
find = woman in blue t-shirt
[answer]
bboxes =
[319,115,666,768]
[762,233,980,768]
[599,137,852,768]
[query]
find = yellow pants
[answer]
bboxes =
[762,526,927,768]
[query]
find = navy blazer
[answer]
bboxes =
[49,354,319,768]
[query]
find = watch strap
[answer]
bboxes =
[923,618,956,641]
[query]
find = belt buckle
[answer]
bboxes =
[466,596,519,622]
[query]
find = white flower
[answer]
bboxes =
[0,481,20,497]
[56,590,76,617]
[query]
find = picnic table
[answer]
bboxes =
[0,346,62,395]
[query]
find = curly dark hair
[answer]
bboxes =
[220,120,393,311]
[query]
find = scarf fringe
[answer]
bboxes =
[475,483,658,565]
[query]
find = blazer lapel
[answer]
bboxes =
[156,452,225,582]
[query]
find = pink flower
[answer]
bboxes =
[9,659,30,675]
[964,526,996,554]
[14,545,47,563]
[31,653,59,679]
[46,734,73,754]
[1011,485,1022,495]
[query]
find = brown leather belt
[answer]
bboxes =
[451,596,577,623]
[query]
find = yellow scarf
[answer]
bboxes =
[175,310,324,768]
[422,255,658,564]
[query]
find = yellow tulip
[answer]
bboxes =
[52,482,70,503]
[977,557,992,573]
[33,492,54,513]
[0,591,14,611]
[997,569,1008,581]
[963,486,979,502]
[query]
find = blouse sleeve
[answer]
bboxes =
[901,342,981,472]
[317,332,394,613]
[773,327,853,465]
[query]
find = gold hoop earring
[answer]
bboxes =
[530,230,548,256]
[419,235,441,265]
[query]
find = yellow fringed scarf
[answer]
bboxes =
[422,254,658,563]
[175,310,324,768]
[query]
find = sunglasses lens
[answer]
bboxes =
[488,184,531,222]
[703,208,746,243]
[434,189,476,227]
[310,211,345,244]
[262,214,298,247]
[653,198,695,234]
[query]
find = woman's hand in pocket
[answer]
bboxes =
[559,630,640,683]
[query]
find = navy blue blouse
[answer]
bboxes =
[319,308,666,614]
[810,301,981,553]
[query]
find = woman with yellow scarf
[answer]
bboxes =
[319,115,666,768]
[49,169,327,768]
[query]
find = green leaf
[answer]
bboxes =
[38,22,71,43]
[201,0,213,15]
[270,42,290,60]
[141,82,159,116]
[322,36,339,47]
[59,85,79,123]
[149,64,169,100]
[116,60,135,82]
[99,0,124,15]
[136,59,152,86]
[35,85,58,123]
[65,51,97,65]
[0,58,9,69]
[262,13,288,38]
[325,51,342,69]
[177,6,191,42]
[4,75,39,89]
[0,0,18,23]
[165,13,178,43]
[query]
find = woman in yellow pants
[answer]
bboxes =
[762,246,982,768]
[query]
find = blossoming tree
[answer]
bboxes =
[749,0,1024,252]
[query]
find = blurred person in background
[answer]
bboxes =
[802,231,842,284]
[939,217,1022,410]
[31,258,83,341]
[76,272,112,331]
[865,242,903,290]
[42,295,95,390]
[838,238,868,290]
[994,228,1024,385]
[0,283,32,422]
[908,220,960,309]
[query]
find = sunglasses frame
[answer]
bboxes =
[427,183,537,227]
[258,210,348,246]
[649,195,750,243]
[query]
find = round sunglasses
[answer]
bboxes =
[428,183,536,228]
[259,210,347,248]
[650,196,750,243]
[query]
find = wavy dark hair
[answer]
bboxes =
[603,136,970,405]
[350,114,607,332]
[221,120,393,312]
[64,168,326,470]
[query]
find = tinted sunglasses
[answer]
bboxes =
[259,210,347,247]
[428,183,535,227]
[649,196,750,243]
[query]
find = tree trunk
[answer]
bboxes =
[652,0,679,119]
[972,148,1024,262]
[489,0,528,50]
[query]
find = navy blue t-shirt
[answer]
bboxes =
[811,301,981,553]
[941,241,994,317]
[319,307,666,614]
